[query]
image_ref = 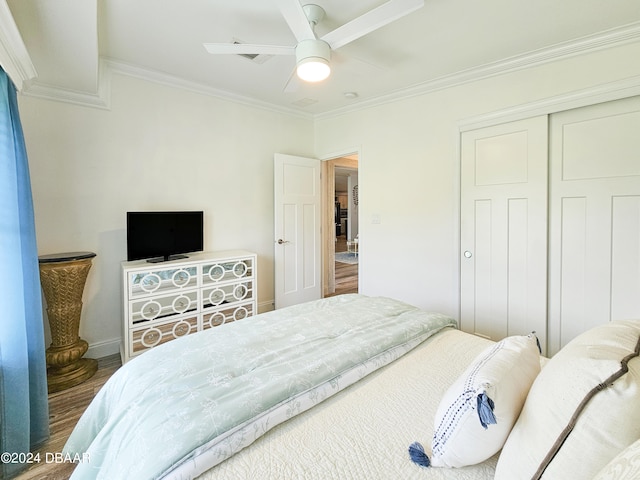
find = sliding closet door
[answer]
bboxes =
[548,96,640,355]
[460,116,548,351]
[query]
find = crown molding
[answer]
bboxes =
[12,21,640,119]
[22,60,111,109]
[458,74,640,132]
[105,58,313,120]
[0,0,36,90]
[20,56,312,119]
[316,21,640,120]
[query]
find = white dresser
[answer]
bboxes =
[121,250,257,363]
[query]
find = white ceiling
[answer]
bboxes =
[7,0,640,116]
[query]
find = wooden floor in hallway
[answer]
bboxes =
[328,234,359,297]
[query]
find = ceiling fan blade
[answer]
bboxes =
[275,0,316,42]
[203,43,294,56]
[283,68,301,93]
[320,0,424,50]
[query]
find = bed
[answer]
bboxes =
[64,294,640,480]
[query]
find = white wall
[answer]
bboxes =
[17,41,640,358]
[315,42,640,318]
[18,73,314,357]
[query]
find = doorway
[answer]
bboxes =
[322,155,359,297]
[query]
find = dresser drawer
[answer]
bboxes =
[129,314,199,356]
[128,266,199,299]
[201,280,254,309]
[201,257,255,285]
[201,301,255,330]
[129,289,199,325]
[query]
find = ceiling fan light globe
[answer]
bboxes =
[296,57,331,82]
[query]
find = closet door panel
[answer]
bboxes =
[611,196,640,320]
[460,116,548,351]
[472,199,504,339]
[548,96,640,355]
[507,198,532,336]
[557,197,590,347]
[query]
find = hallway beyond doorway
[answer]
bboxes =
[326,235,358,297]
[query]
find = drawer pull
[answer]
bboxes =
[233,284,248,300]
[140,273,161,293]
[209,289,225,306]
[141,300,162,320]
[206,312,226,328]
[233,262,248,277]
[141,328,162,348]
[234,306,249,321]
[172,295,191,314]
[172,269,191,287]
[172,321,191,337]
[208,264,225,281]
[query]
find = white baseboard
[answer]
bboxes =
[258,300,275,313]
[86,337,121,359]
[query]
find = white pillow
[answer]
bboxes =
[592,438,640,480]
[495,320,640,480]
[428,333,541,468]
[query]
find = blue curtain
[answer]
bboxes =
[0,67,49,479]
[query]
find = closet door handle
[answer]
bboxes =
[463,251,473,258]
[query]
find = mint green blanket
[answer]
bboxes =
[64,294,456,479]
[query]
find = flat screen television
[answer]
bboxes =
[127,211,204,263]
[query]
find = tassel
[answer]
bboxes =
[477,392,497,429]
[530,331,542,353]
[408,441,431,467]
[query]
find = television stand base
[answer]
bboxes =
[146,254,188,263]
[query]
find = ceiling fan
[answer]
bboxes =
[203,0,424,86]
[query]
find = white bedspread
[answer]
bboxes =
[198,328,499,480]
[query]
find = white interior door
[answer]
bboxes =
[548,96,640,354]
[274,153,322,309]
[460,116,549,351]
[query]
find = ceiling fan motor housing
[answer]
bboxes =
[295,39,331,64]
[295,39,331,82]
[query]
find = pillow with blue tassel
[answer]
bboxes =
[409,333,541,468]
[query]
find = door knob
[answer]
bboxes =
[277,239,290,245]
[464,251,473,258]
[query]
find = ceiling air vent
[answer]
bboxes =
[292,98,318,107]
[234,41,259,60]
[232,39,273,64]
